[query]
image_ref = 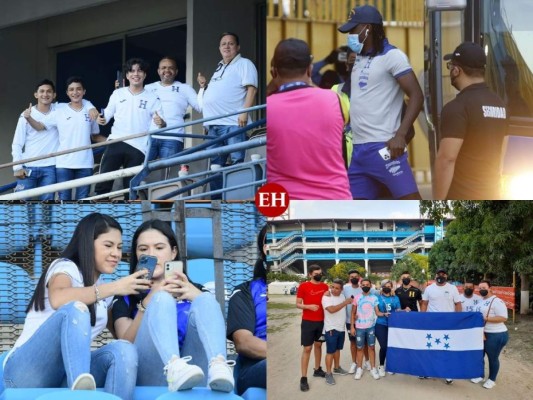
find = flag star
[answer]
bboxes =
[435,338,441,345]
[444,342,450,349]
[426,342,432,349]
[443,334,450,341]
[426,333,432,340]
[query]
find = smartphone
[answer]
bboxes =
[378,146,391,161]
[117,70,124,88]
[135,254,158,280]
[164,260,184,279]
[337,52,348,62]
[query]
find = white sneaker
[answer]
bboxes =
[378,366,386,377]
[483,379,496,389]
[207,354,235,393]
[363,360,371,371]
[354,367,363,380]
[164,355,205,391]
[370,368,380,380]
[71,373,96,391]
[471,377,484,384]
[348,362,357,374]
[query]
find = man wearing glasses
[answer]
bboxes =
[197,32,258,168]
[433,42,508,200]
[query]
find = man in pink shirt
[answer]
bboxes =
[267,38,352,200]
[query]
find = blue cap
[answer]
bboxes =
[338,5,383,33]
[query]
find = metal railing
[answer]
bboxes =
[0,105,266,201]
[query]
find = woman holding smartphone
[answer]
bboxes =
[112,219,234,392]
[2,213,149,399]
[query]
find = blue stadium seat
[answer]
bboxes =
[0,263,33,324]
[222,164,263,201]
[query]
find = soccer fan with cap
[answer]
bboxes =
[433,42,508,200]
[267,38,352,199]
[338,5,423,200]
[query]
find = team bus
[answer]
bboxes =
[424,0,533,199]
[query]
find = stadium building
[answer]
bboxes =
[267,218,448,276]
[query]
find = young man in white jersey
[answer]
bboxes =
[28,77,104,200]
[459,281,482,312]
[95,58,165,198]
[145,56,201,163]
[12,79,59,200]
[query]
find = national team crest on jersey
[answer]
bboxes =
[138,100,148,109]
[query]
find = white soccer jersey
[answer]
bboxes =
[102,87,164,154]
[459,293,482,312]
[145,81,201,141]
[12,105,59,170]
[43,102,100,169]
[349,41,413,144]
[200,54,258,126]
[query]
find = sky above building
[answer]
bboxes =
[285,200,423,220]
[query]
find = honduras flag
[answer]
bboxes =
[387,312,484,378]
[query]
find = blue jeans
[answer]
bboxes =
[355,326,376,349]
[148,139,184,161]
[14,165,56,200]
[206,125,245,166]
[3,302,137,400]
[238,358,266,395]
[134,291,227,386]
[55,168,93,200]
[484,331,509,381]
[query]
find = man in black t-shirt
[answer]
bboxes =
[394,271,422,311]
[433,42,508,200]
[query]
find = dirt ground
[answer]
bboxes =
[268,294,533,400]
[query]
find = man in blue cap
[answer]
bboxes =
[338,5,423,200]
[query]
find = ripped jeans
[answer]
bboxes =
[3,301,138,400]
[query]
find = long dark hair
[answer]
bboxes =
[368,23,386,57]
[27,213,122,326]
[129,219,180,274]
[253,224,268,280]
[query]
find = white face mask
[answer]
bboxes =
[347,26,369,54]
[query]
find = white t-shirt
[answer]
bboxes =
[459,293,483,312]
[349,41,412,144]
[12,105,59,170]
[200,54,258,126]
[11,259,111,351]
[422,283,461,312]
[322,293,347,332]
[480,295,508,333]
[43,102,100,168]
[145,81,201,140]
[102,87,164,153]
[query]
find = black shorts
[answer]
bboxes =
[346,323,356,342]
[301,320,324,347]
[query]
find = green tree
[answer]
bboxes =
[267,272,306,284]
[391,253,429,283]
[327,261,364,283]
[421,201,533,314]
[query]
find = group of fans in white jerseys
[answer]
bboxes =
[11,32,258,200]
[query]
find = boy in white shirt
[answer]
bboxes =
[95,58,165,198]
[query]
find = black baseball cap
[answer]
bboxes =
[338,5,383,33]
[436,268,447,275]
[443,42,486,68]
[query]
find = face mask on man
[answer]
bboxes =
[347,25,369,54]
[350,278,359,285]
[436,276,447,284]
[312,274,323,282]
[402,278,411,286]
[479,289,489,297]
[464,288,474,296]
[362,286,371,293]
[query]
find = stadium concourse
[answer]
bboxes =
[268,294,531,400]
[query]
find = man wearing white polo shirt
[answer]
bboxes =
[145,56,201,162]
[197,32,258,167]
[95,58,165,197]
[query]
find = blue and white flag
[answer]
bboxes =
[387,312,484,378]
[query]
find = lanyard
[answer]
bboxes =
[277,81,310,93]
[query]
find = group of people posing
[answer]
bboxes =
[267,5,508,200]
[296,265,509,391]
[11,32,258,201]
[1,213,266,398]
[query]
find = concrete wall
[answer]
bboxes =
[0,0,264,187]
